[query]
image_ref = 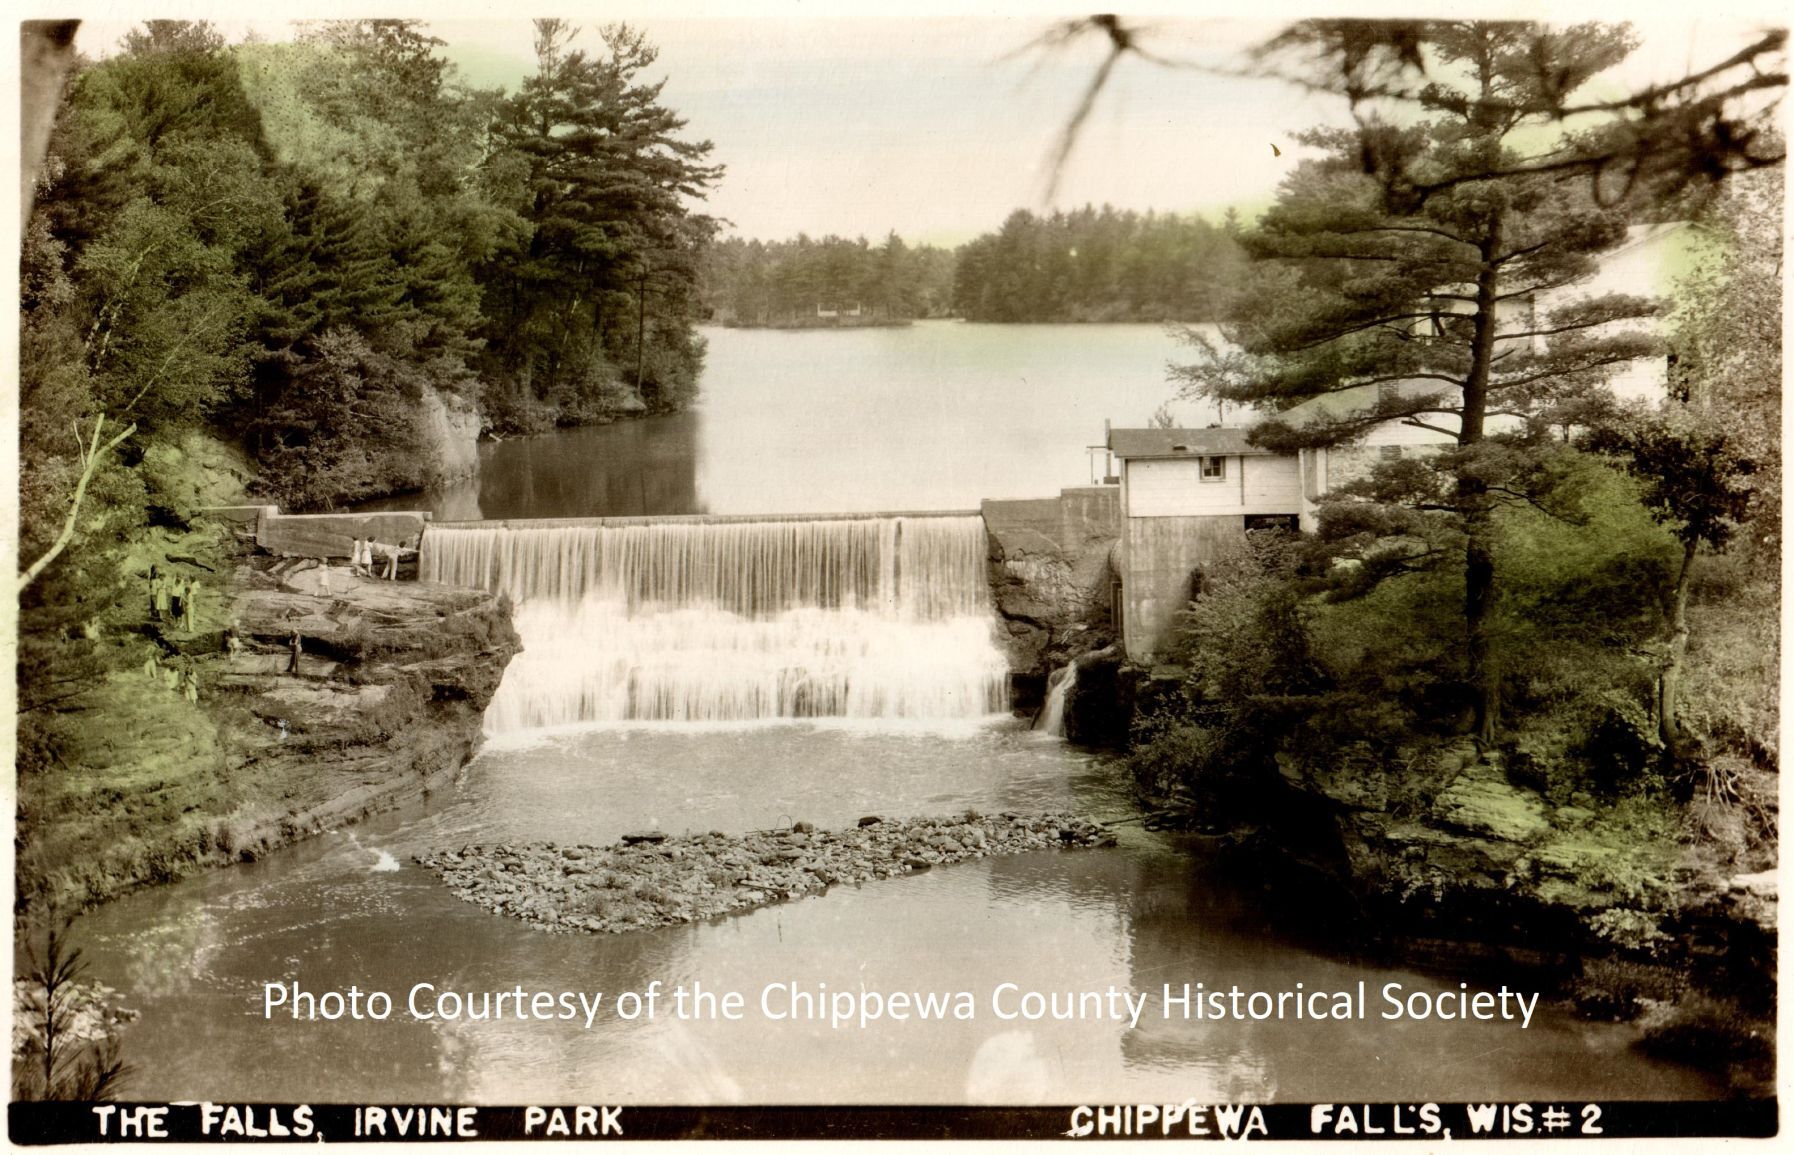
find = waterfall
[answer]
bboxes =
[422,515,1010,732]
[1033,662,1077,738]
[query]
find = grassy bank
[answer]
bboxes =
[16,531,519,915]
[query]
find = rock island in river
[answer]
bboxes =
[415,810,1116,933]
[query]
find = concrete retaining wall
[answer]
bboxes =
[255,511,432,561]
[1121,514,1249,662]
[433,509,980,530]
[198,504,278,525]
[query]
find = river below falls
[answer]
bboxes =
[78,322,1722,1103]
[73,721,1715,1103]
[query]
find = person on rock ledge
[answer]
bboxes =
[152,567,171,622]
[287,629,303,676]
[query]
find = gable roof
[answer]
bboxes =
[1107,427,1278,460]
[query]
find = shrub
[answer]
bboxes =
[1580,691,1668,795]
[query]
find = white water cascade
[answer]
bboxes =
[421,514,1011,733]
[1033,662,1077,737]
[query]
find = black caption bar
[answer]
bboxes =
[8,1101,1778,1143]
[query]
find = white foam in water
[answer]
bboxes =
[1033,662,1078,737]
[346,831,403,873]
[423,515,1011,732]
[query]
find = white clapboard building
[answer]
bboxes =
[1105,223,1689,662]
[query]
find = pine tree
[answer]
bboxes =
[480,20,721,418]
[1173,23,1675,743]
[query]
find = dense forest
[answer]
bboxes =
[16,17,725,908]
[700,207,1246,327]
[700,234,955,326]
[23,18,721,520]
[952,206,1246,322]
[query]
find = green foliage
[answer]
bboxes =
[1131,456,1695,809]
[703,232,955,325]
[1491,456,1678,656]
[249,328,433,509]
[26,14,726,510]
[953,206,1243,322]
[31,16,724,523]
[707,203,1242,327]
[1588,908,1671,952]
[475,20,721,433]
[12,921,135,1101]
[1169,24,1688,741]
[1580,404,1758,556]
[1129,533,1332,807]
[1665,166,1782,566]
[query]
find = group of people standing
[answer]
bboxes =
[148,566,200,632]
[350,536,406,580]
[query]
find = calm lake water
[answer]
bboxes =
[76,323,1716,1104]
[362,321,1224,520]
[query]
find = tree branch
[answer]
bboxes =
[1334,223,1477,247]
[18,415,136,595]
[1494,318,1645,342]
[1272,310,1447,352]
[1486,355,1636,392]
[1401,417,1459,437]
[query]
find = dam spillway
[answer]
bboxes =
[420,513,1010,732]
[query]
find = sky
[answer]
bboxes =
[65,4,1788,247]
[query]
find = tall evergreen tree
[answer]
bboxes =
[479,20,721,425]
[1174,23,1671,742]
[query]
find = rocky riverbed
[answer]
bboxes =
[415,811,1117,934]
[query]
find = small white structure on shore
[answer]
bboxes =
[1105,223,1689,662]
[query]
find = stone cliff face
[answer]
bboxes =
[981,488,1121,706]
[24,548,520,911]
[417,384,483,486]
[215,558,521,856]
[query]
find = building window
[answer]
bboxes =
[1199,456,1227,482]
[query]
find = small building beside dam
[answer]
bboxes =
[1102,410,1463,661]
[1104,426,1298,663]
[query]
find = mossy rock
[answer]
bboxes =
[1431,765,1550,843]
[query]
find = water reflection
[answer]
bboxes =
[358,410,707,521]
[72,726,1715,1104]
[356,322,1225,521]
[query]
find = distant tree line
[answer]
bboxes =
[701,206,1248,326]
[952,206,1246,322]
[701,234,955,326]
